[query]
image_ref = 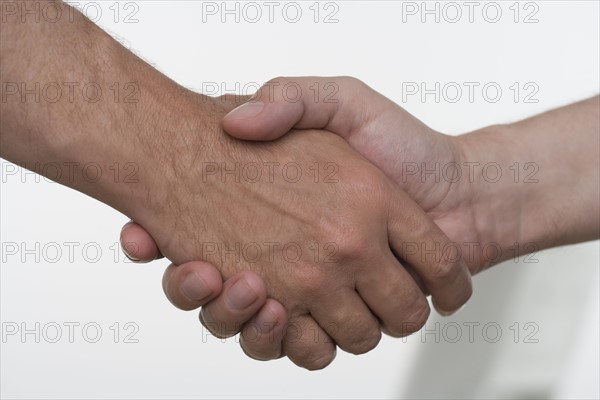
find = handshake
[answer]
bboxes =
[2,2,598,372]
[113,76,564,369]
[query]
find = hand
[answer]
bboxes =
[124,75,481,292]
[120,78,479,366]
[219,77,600,271]
[3,4,471,370]
[124,77,486,293]
[220,77,496,272]
[123,81,599,368]
[122,93,473,370]
[4,0,594,373]
[120,220,288,361]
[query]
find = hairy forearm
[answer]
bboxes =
[0,1,213,220]
[458,96,600,260]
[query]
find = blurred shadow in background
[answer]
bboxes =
[400,242,599,399]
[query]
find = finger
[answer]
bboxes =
[199,271,268,338]
[309,289,381,355]
[120,220,163,262]
[222,76,392,141]
[355,251,431,337]
[282,315,336,371]
[162,261,223,311]
[240,299,288,361]
[386,187,473,316]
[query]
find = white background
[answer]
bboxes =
[1,1,599,398]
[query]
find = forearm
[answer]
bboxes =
[0,1,210,220]
[458,96,600,260]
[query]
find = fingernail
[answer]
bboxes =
[435,304,464,317]
[121,242,140,262]
[226,280,258,310]
[224,101,264,120]
[181,272,212,301]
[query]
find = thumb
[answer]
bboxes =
[222,81,306,141]
[223,76,376,142]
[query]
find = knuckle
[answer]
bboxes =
[313,214,372,263]
[266,76,287,85]
[403,301,431,335]
[460,278,474,306]
[302,350,336,371]
[430,256,459,281]
[321,220,370,263]
[386,300,430,337]
[347,326,381,355]
[338,233,370,262]
[262,76,291,100]
[340,76,367,91]
[291,262,331,295]
[240,337,279,361]
[352,171,393,208]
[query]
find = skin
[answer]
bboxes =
[123,77,600,362]
[0,4,473,370]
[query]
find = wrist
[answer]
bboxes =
[452,123,553,269]
[123,94,225,218]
